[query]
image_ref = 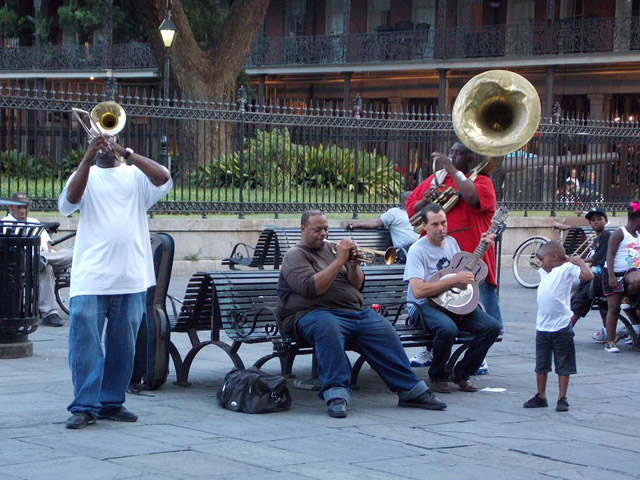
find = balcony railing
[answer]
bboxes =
[247,16,640,67]
[0,42,155,72]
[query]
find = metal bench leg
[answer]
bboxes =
[350,355,366,387]
[446,344,470,375]
[169,341,186,384]
[174,341,245,387]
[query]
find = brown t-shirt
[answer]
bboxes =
[277,243,364,336]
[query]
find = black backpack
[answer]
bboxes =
[216,367,292,414]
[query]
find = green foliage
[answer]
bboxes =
[195,128,403,199]
[0,150,51,179]
[58,0,125,42]
[181,0,227,50]
[0,148,80,181]
[60,149,85,178]
[0,5,19,38]
[18,14,52,45]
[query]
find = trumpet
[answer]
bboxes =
[71,101,127,156]
[324,239,396,265]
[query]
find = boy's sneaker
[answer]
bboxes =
[409,347,432,367]
[556,397,569,412]
[604,341,620,353]
[523,393,548,408]
[592,329,607,343]
[474,359,489,375]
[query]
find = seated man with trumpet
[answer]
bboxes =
[404,203,502,394]
[277,210,447,418]
[59,102,172,430]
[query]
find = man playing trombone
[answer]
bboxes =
[277,210,446,418]
[59,131,172,430]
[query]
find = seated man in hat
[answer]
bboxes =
[565,207,610,334]
[2,192,72,327]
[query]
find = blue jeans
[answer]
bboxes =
[67,293,145,416]
[479,281,503,329]
[413,302,501,382]
[296,308,427,404]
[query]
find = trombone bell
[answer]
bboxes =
[90,101,126,136]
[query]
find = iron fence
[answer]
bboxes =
[0,79,638,216]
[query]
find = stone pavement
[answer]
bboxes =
[2,268,640,480]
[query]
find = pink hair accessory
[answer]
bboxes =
[630,201,640,212]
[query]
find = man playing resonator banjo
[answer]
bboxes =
[404,203,501,394]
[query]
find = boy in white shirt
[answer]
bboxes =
[523,241,593,412]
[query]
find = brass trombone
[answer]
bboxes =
[71,101,127,156]
[324,239,397,265]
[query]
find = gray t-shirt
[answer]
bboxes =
[403,235,460,315]
[379,207,419,249]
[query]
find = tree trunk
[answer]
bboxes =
[133,0,270,100]
[131,0,270,167]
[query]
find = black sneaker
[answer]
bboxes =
[523,393,548,408]
[398,390,447,410]
[327,398,347,418]
[42,313,63,327]
[65,412,96,429]
[556,397,569,412]
[97,406,138,422]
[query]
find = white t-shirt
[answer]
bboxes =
[379,207,419,248]
[1,213,51,252]
[608,226,640,272]
[536,262,581,332]
[58,164,172,298]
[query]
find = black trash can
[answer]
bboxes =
[0,221,42,359]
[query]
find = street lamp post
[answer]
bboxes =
[159,8,177,102]
[158,7,177,169]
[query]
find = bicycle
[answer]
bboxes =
[512,221,593,288]
[43,222,75,315]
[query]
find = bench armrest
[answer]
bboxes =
[377,299,427,330]
[224,242,255,261]
[166,294,183,326]
[230,306,280,340]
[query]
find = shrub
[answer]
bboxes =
[195,128,403,199]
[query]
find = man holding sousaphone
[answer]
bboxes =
[59,102,172,429]
[406,70,542,369]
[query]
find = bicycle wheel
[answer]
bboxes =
[54,271,71,315]
[512,236,549,288]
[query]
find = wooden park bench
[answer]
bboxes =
[167,266,500,386]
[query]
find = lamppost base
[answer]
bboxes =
[0,339,33,359]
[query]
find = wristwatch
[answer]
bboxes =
[124,147,134,160]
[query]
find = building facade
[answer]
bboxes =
[247,0,640,122]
